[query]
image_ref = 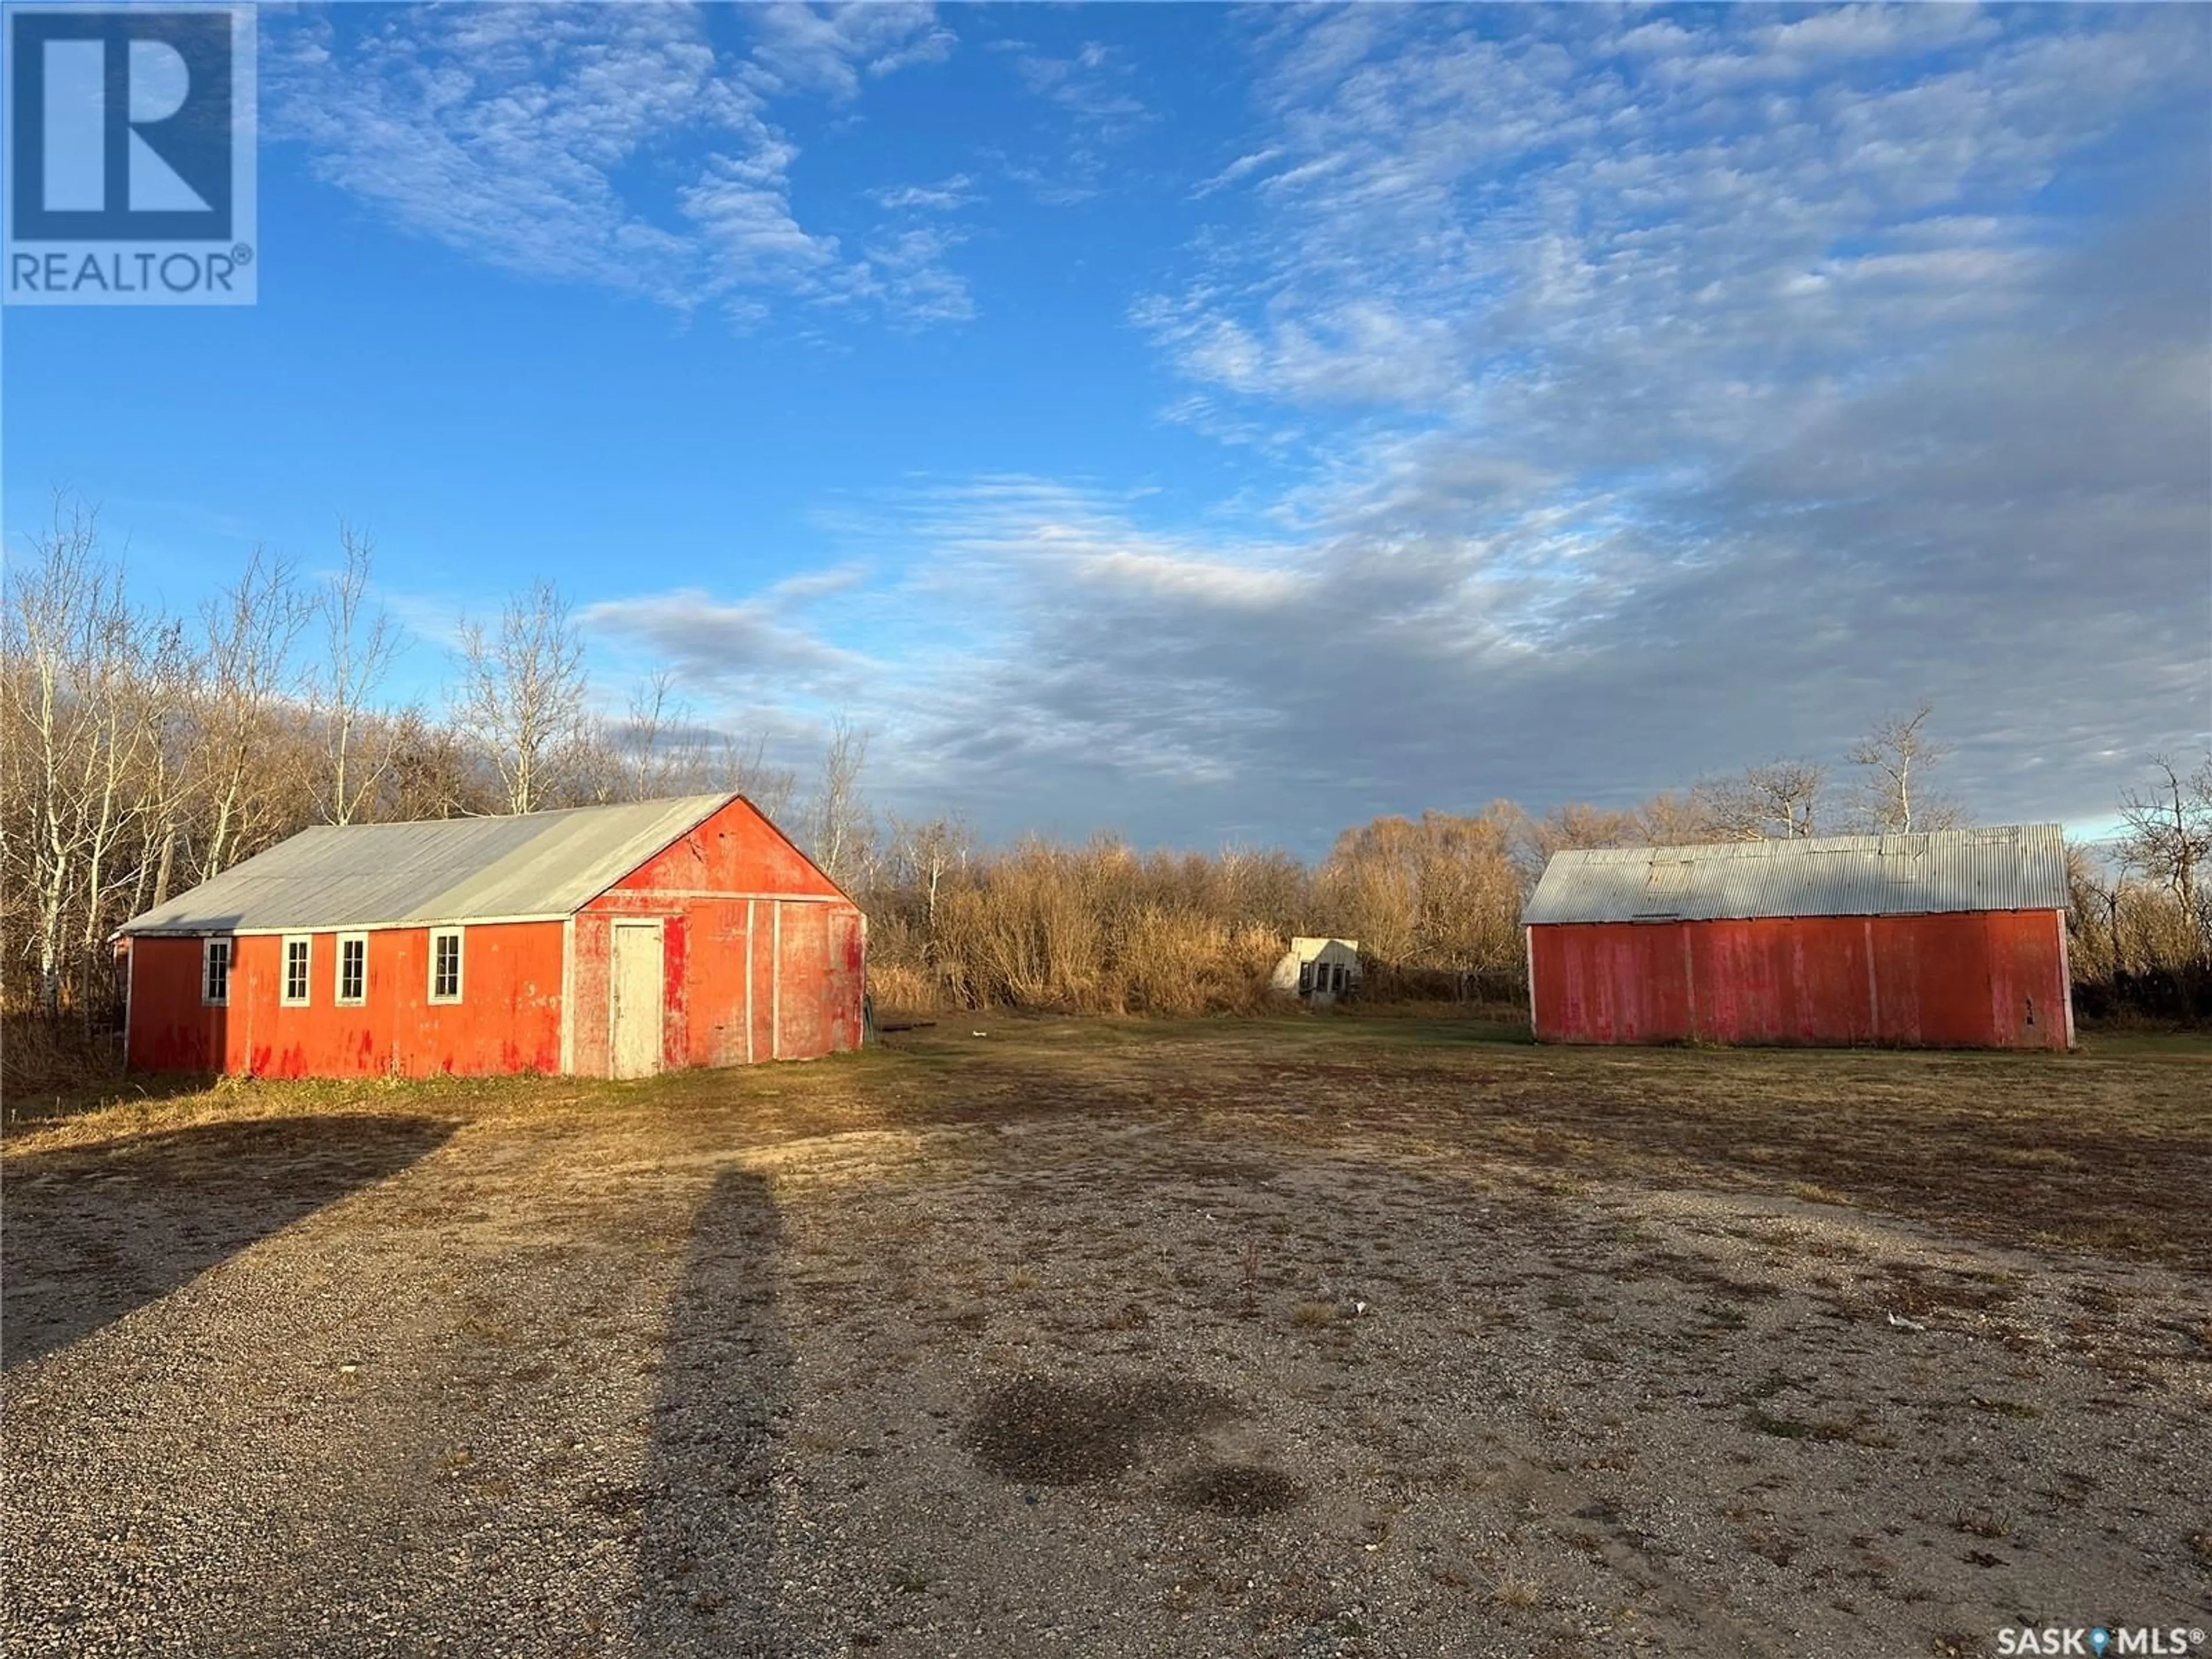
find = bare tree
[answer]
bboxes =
[310,523,403,825]
[453,580,588,815]
[804,714,873,888]
[724,737,794,822]
[2116,753,2212,963]
[130,618,198,914]
[3,499,154,1011]
[2063,839,2125,981]
[384,708,489,821]
[1847,699,1961,833]
[620,669,684,800]
[1695,759,1827,840]
[885,814,974,937]
[195,548,313,881]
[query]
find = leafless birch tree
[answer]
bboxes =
[805,714,873,888]
[2117,753,2212,963]
[195,550,312,881]
[454,580,588,815]
[1847,699,1961,832]
[2,501,157,1010]
[1695,760,1827,840]
[310,523,403,825]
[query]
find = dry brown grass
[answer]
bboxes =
[1490,1576,1541,1610]
[11,1014,2209,1267]
[1,1012,129,1104]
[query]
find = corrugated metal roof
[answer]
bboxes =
[1522,824,2069,925]
[118,793,737,934]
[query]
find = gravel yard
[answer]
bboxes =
[5,1018,2209,1658]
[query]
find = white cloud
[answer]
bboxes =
[1141,6,2205,448]
[268,3,963,328]
[869,174,976,213]
[846,8,2212,845]
[860,226,975,326]
[581,584,870,697]
[747,3,953,101]
[1192,146,1283,198]
[1009,40,1146,123]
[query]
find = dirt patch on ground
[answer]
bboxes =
[969,1373,1236,1486]
[1167,1461,1306,1517]
[4,1018,2208,1657]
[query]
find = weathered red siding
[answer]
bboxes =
[569,797,865,1077]
[124,795,862,1079]
[1528,910,2071,1050]
[124,921,565,1077]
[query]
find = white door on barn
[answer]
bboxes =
[610,921,665,1079]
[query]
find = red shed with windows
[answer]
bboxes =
[113,794,865,1079]
[1521,824,2073,1050]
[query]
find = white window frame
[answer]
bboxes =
[428,927,464,1005]
[336,932,368,1007]
[280,934,313,1007]
[202,937,232,1006]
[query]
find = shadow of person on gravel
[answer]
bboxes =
[639,1167,794,1659]
[1,1113,458,1372]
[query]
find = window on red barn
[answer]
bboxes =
[337,934,367,1005]
[282,935,312,1006]
[429,929,464,1003]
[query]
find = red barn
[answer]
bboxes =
[1522,824,2072,1050]
[113,793,865,1079]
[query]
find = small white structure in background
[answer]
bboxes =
[1272,937,1361,1004]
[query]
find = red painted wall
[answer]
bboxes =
[572,796,865,1075]
[1528,910,2071,1050]
[125,796,863,1078]
[124,921,565,1077]
[615,797,846,900]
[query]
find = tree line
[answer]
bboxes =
[850,744,2210,1021]
[2,499,794,1020]
[6,499,2208,1031]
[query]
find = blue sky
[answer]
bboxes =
[6,2,2209,851]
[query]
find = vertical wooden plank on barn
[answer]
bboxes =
[1648,922,1694,1042]
[1863,919,1880,1044]
[2055,910,2077,1049]
[775,903,833,1058]
[661,914,687,1072]
[1868,916,1919,1046]
[1680,926,1698,1041]
[571,912,612,1078]
[748,900,775,1065]
[560,916,576,1075]
[1704,922,1743,1043]
[771,900,783,1060]
[679,900,746,1069]
[745,898,756,1064]
[122,941,136,1072]
[1982,909,2069,1052]
[1605,927,1635,1041]
[840,906,866,1051]
[1986,911,2014,1047]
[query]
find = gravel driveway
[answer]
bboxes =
[6,1022,2209,1657]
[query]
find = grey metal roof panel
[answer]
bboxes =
[118,793,736,934]
[1521,824,2069,925]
